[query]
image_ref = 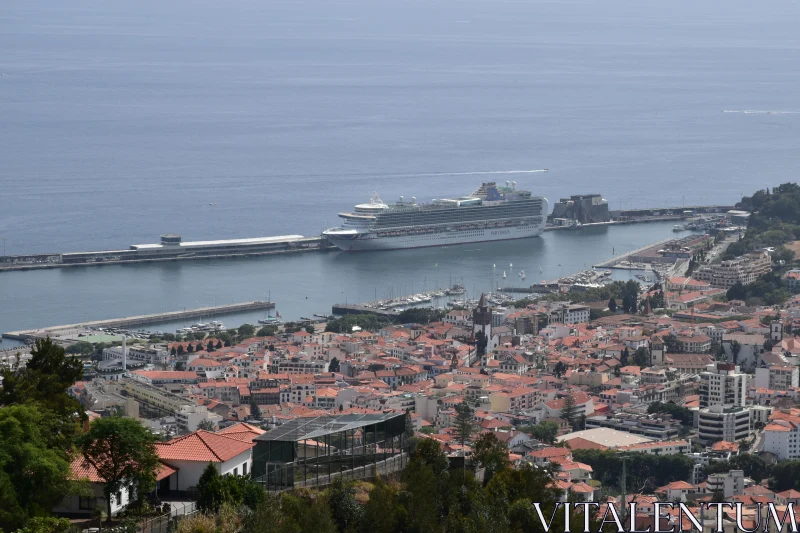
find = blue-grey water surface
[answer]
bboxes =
[1,0,799,336]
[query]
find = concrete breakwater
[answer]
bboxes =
[2,301,275,341]
[0,235,330,273]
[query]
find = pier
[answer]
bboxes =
[0,235,330,273]
[2,301,275,341]
[592,238,675,269]
[331,304,400,319]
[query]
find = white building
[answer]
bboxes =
[563,305,590,325]
[763,418,800,460]
[698,405,750,444]
[55,456,175,517]
[706,470,745,498]
[156,429,254,491]
[755,365,799,391]
[699,363,748,408]
[693,252,772,289]
[176,404,223,433]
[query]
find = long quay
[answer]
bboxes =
[592,237,675,269]
[331,304,400,319]
[2,301,275,341]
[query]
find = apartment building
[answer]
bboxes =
[693,252,772,289]
[699,363,748,408]
[755,365,799,391]
[698,405,750,444]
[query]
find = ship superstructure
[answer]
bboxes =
[323,181,548,251]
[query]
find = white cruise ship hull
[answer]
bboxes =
[325,224,545,252]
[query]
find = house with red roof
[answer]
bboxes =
[156,429,255,491]
[54,456,176,517]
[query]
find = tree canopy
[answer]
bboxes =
[0,405,74,532]
[79,416,160,522]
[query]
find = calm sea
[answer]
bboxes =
[1,0,799,337]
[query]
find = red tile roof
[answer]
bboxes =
[70,456,176,483]
[156,430,254,462]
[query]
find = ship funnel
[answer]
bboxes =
[505,180,510,188]
[411,196,416,204]
[512,181,516,189]
[399,196,404,203]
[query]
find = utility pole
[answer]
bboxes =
[620,454,629,526]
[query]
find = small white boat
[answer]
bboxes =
[503,270,507,279]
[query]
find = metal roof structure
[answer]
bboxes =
[255,413,403,443]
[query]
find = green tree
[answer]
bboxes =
[256,325,278,337]
[197,464,227,514]
[170,346,177,356]
[197,419,216,431]
[216,340,223,350]
[327,479,364,532]
[0,405,73,532]
[304,325,315,334]
[560,392,579,429]
[177,344,185,355]
[529,420,559,444]
[207,340,216,352]
[475,331,488,358]
[12,517,73,533]
[79,416,160,522]
[663,334,679,353]
[250,400,262,420]
[0,337,85,447]
[187,343,194,353]
[328,356,340,373]
[472,432,510,484]
[65,341,94,355]
[362,477,405,533]
[195,342,204,352]
[396,308,447,325]
[454,401,475,451]
[632,347,650,368]
[238,323,256,338]
[731,340,741,364]
[281,492,338,533]
[608,298,617,312]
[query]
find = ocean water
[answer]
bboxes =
[1,0,799,337]
[1,0,799,256]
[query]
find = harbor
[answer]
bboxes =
[0,202,735,273]
[0,221,700,339]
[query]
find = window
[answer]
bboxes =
[79,496,97,510]
[233,467,238,476]
[243,462,248,476]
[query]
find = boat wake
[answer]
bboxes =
[723,110,800,115]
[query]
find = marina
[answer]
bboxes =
[0,221,694,340]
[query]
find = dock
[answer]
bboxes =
[331,304,400,319]
[2,301,275,341]
[592,238,675,269]
[0,234,331,273]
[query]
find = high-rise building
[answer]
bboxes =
[698,405,750,444]
[699,362,748,408]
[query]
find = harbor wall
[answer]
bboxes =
[2,301,275,341]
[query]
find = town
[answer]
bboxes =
[6,184,800,533]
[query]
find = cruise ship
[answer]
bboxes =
[323,181,549,251]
